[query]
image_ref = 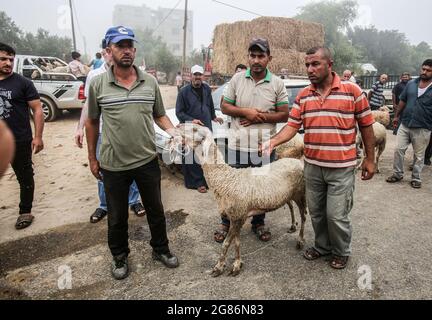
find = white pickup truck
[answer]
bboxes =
[13,55,85,122]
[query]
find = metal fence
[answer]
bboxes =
[357,75,402,90]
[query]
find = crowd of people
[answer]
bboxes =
[1,23,431,280]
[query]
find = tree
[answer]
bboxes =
[0,11,24,51]
[0,11,72,59]
[409,42,432,74]
[348,26,414,74]
[134,28,180,77]
[294,0,360,72]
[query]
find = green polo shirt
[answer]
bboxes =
[223,69,288,152]
[87,65,166,172]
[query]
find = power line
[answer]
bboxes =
[152,0,183,35]
[211,0,264,17]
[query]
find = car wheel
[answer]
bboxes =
[40,96,60,122]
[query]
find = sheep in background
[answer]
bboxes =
[372,106,391,127]
[357,122,387,173]
[276,133,304,160]
[172,124,307,277]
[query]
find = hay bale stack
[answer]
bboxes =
[269,49,307,76]
[213,17,324,75]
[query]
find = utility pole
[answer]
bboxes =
[182,0,188,72]
[69,0,77,52]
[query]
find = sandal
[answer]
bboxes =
[214,224,229,243]
[330,255,349,270]
[303,247,329,261]
[15,214,34,230]
[252,224,271,242]
[90,208,107,224]
[131,203,146,217]
[410,181,422,189]
[386,175,403,183]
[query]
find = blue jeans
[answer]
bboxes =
[221,149,276,227]
[96,135,140,211]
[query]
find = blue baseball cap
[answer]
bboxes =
[104,26,137,45]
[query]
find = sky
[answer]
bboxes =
[1,0,430,57]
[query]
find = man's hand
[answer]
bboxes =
[32,137,44,154]
[192,119,205,126]
[393,116,400,129]
[259,139,276,157]
[89,159,102,180]
[75,128,84,148]
[361,158,376,181]
[244,109,267,123]
[213,117,224,125]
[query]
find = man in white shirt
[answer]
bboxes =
[68,51,88,83]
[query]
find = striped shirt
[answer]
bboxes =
[369,81,384,110]
[288,73,375,168]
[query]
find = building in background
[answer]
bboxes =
[113,4,193,57]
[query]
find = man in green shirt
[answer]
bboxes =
[86,26,180,280]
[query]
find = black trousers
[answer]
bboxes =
[101,158,169,258]
[11,141,35,214]
[425,132,432,162]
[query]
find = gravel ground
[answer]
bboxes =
[0,111,431,300]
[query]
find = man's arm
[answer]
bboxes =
[221,100,266,124]
[359,124,376,180]
[260,124,299,156]
[393,100,407,128]
[85,118,101,180]
[0,120,15,177]
[154,115,178,137]
[75,101,88,148]
[28,99,45,154]
[240,104,289,127]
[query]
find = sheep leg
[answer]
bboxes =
[228,219,247,277]
[295,197,307,250]
[376,142,386,174]
[211,221,238,277]
[287,202,297,233]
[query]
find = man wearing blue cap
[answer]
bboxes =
[86,26,180,280]
[75,36,145,224]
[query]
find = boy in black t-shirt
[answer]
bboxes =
[0,43,45,230]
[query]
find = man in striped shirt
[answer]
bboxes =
[368,74,388,110]
[261,47,376,270]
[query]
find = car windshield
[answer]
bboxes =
[212,82,308,110]
[286,86,306,105]
[212,83,227,111]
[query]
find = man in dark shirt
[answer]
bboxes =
[392,72,411,135]
[387,60,432,189]
[176,65,223,193]
[0,42,45,230]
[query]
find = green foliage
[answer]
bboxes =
[134,28,180,77]
[348,26,428,74]
[0,11,72,60]
[294,0,359,71]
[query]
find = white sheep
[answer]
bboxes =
[172,124,307,277]
[357,122,387,173]
[372,106,390,127]
[275,133,304,160]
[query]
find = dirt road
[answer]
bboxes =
[1,86,431,299]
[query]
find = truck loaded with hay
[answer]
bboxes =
[212,17,325,77]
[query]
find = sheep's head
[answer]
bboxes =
[174,124,211,148]
[379,106,390,113]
